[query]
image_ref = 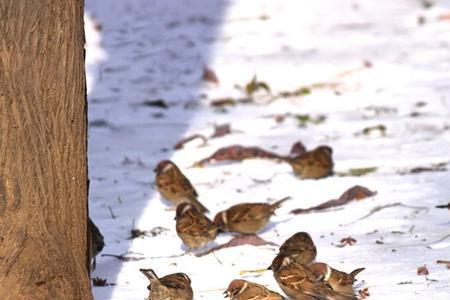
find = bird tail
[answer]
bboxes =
[349,267,365,281]
[269,196,291,212]
[139,269,160,282]
[188,195,209,213]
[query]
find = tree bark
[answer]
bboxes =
[0,0,93,299]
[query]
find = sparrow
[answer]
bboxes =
[278,232,317,265]
[175,202,218,250]
[268,254,356,300]
[309,262,365,296]
[139,268,193,300]
[213,197,290,234]
[284,146,333,179]
[154,160,209,213]
[224,279,285,300]
[89,217,105,270]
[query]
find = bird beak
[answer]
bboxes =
[223,290,229,298]
[267,265,272,270]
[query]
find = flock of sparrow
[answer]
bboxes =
[89,145,366,299]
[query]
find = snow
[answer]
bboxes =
[85,0,450,299]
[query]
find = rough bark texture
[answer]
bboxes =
[0,0,93,299]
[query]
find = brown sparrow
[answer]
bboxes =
[268,254,356,300]
[310,262,365,296]
[284,146,333,179]
[278,232,317,265]
[139,268,193,300]
[89,218,105,270]
[213,197,290,234]
[175,202,218,250]
[224,279,285,300]
[154,160,208,213]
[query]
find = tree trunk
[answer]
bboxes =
[0,1,93,299]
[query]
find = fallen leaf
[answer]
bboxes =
[193,145,282,167]
[399,162,447,174]
[129,229,148,239]
[211,124,231,138]
[436,260,450,269]
[358,287,370,299]
[141,99,168,109]
[357,124,387,136]
[278,86,311,98]
[245,75,271,96]
[195,235,277,257]
[92,277,108,286]
[291,185,377,214]
[202,66,219,84]
[435,203,450,210]
[336,167,378,177]
[101,253,146,262]
[417,265,429,276]
[210,97,236,107]
[294,114,326,127]
[338,236,357,247]
[174,134,208,150]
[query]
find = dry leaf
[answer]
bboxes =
[193,145,282,167]
[211,124,231,138]
[358,287,370,299]
[291,185,377,214]
[338,236,357,247]
[436,260,450,269]
[435,203,450,210]
[92,277,115,286]
[174,134,208,150]
[141,99,168,109]
[195,235,276,257]
[245,75,271,96]
[417,265,429,276]
[202,66,219,84]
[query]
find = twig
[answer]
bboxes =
[107,206,117,219]
[212,251,223,265]
[343,202,428,226]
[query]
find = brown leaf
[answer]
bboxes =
[193,145,282,166]
[195,234,277,257]
[141,99,168,109]
[174,134,208,150]
[92,277,116,286]
[417,265,429,276]
[202,66,219,84]
[338,236,357,247]
[211,124,231,138]
[436,260,450,269]
[291,185,377,214]
[358,287,370,299]
[436,203,450,210]
[245,75,271,96]
[210,97,237,107]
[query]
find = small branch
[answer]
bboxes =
[343,202,428,226]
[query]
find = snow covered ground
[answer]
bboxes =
[85,0,450,299]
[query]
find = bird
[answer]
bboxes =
[278,232,317,265]
[268,254,356,300]
[139,268,193,300]
[284,146,333,179]
[175,202,218,250]
[154,160,208,213]
[89,217,105,271]
[213,197,290,234]
[224,279,285,300]
[309,262,365,296]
